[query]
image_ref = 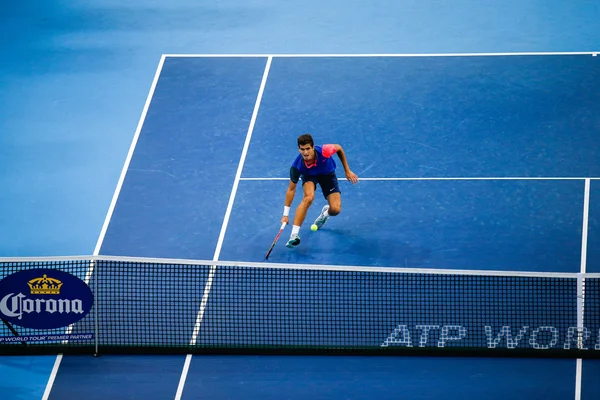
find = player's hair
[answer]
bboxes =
[297,134,314,148]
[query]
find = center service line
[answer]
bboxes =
[575,178,591,400]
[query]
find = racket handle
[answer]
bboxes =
[280,222,287,230]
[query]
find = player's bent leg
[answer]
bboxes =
[326,192,341,216]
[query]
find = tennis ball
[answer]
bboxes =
[310,224,318,231]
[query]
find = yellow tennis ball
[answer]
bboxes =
[311,224,318,231]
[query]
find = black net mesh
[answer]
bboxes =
[0,258,598,357]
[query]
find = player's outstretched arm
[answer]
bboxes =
[282,180,297,224]
[333,144,359,184]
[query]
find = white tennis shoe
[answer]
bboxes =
[286,233,301,248]
[313,205,330,229]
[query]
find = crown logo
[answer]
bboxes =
[28,274,63,295]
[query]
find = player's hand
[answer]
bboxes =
[281,216,289,225]
[345,170,359,184]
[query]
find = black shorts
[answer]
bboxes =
[302,172,341,199]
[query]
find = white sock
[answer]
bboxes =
[292,225,300,235]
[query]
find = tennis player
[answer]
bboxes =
[281,133,359,248]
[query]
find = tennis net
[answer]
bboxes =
[0,256,598,358]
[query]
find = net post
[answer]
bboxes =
[576,273,585,350]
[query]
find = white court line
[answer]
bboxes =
[41,55,167,400]
[575,360,583,400]
[41,355,63,400]
[580,179,591,275]
[164,51,599,58]
[174,56,273,400]
[240,177,600,181]
[575,178,591,400]
[91,54,167,256]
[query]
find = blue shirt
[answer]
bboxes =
[290,145,337,183]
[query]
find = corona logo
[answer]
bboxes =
[0,268,94,329]
[28,274,63,295]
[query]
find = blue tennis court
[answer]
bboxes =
[28,53,600,399]
[101,55,599,267]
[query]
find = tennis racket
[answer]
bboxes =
[265,222,287,260]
